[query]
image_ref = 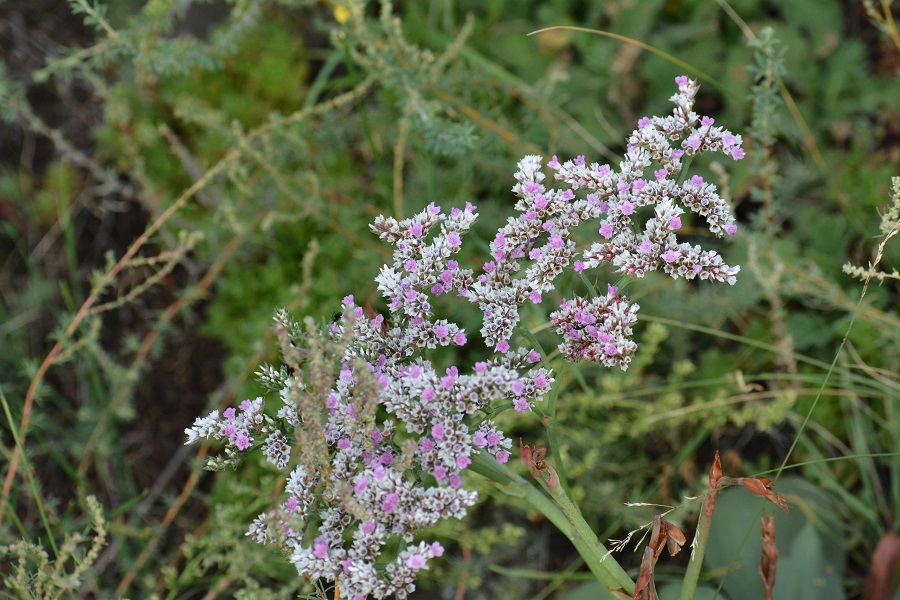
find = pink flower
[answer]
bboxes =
[313,537,328,559]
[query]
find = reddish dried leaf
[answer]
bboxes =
[864,531,900,600]
[519,439,540,479]
[519,438,533,466]
[648,515,664,560]
[533,444,548,466]
[755,476,775,489]
[633,546,656,600]
[544,463,560,490]
[664,520,687,556]
[759,515,778,600]
[709,451,723,488]
[736,477,789,511]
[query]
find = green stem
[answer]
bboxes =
[678,491,718,600]
[539,469,635,595]
[472,454,635,597]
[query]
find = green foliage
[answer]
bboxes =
[705,477,845,600]
[0,496,107,599]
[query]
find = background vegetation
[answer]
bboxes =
[1,0,898,598]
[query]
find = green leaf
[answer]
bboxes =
[704,476,845,600]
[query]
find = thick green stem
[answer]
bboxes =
[678,491,718,600]
[472,453,635,597]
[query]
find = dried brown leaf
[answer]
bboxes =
[709,450,723,488]
[864,531,900,600]
[664,520,686,556]
[633,546,656,600]
[735,477,789,511]
[760,515,778,600]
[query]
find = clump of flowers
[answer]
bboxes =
[184,76,742,598]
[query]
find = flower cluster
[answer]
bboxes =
[184,76,741,598]
[185,204,553,598]
[468,76,741,367]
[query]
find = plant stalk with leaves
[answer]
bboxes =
[186,76,746,599]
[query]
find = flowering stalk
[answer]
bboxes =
[185,76,743,598]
